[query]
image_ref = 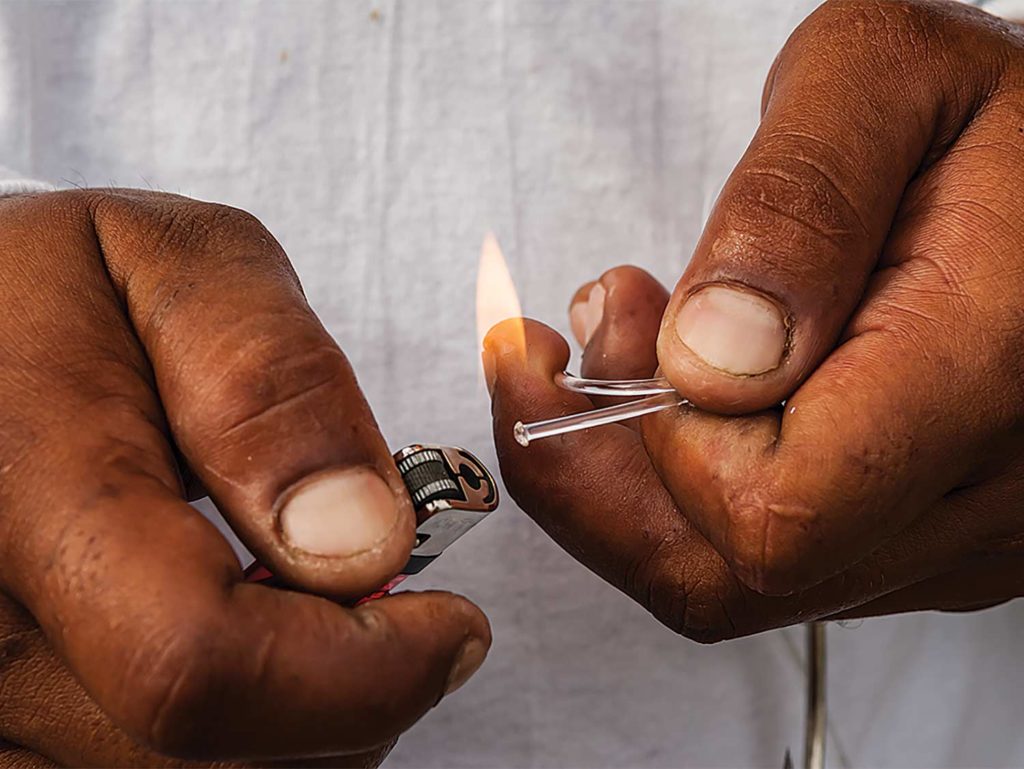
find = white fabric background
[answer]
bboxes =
[1,1,1022,767]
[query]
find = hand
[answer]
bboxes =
[486,0,1024,641]
[0,189,489,765]
[0,590,393,768]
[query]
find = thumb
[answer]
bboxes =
[655,1,999,413]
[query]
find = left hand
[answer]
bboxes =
[484,0,1024,641]
[0,189,488,765]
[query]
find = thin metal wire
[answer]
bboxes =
[804,622,827,769]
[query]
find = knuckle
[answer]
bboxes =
[723,490,821,596]
[92,191,284,270]
[122,619,231,758]
[784,0,968,97]
[808,0,935,46]
[724,154,867,265]
[149,200,272,257]
[0,189,93,245]
[624,535,687,623]
[194,202,276,253]
[189,328,353,442]
[679,587,746,645]
[651,565,748,644]
[622,533,747,644]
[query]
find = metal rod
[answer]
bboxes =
[804,622,827,769]
[513,392,683,446]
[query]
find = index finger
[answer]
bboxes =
[90,189,413,598]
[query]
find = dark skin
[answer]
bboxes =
[5,0,1024,765]
[0,592,393,769]
[486,0,1024,640]
[0,190,489,766]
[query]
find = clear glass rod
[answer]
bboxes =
[555,372,675,397]
[513,392,684,446]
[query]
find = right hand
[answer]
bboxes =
[487,0,1024,642]
[0,189,490,766]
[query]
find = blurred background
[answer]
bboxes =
[2,1,1021,766]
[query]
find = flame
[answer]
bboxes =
[476,232,526,364]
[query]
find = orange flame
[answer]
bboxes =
[476,232,526,366]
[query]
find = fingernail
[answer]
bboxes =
[482,347,497,395]
[443,636,488,696]
[570,282,606,348]
[569,299,589,347]
[581,283,606,346]
[279,467,401,557]
[674,284,786,376]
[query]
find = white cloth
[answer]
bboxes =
[1,1,1022,767]
[0,163,51,195]
[980,0,1024,18]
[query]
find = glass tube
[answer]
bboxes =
[513,392,684,446]
[555,372,675,397]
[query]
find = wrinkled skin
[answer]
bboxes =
[0,190,490,766]
[0,589,394,769]
[487,0,1024,642]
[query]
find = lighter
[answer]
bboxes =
[244,444,498,602]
